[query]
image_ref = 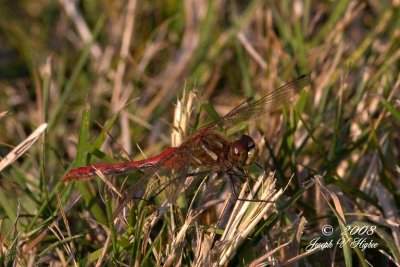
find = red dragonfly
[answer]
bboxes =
[62,74,310,215]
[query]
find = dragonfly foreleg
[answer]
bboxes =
[227,169,274,203]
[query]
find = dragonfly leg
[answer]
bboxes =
[148,171,211,202]
[227,169,275,203]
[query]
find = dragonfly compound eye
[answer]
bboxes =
[229,135,257,166]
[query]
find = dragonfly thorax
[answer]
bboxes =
[228,135,258,167]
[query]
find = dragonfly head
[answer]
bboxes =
[229,135,258,166]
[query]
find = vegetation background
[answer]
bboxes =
[0,0,399,266]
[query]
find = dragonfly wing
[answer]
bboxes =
[113,146,192,217]
[202,74,310,130]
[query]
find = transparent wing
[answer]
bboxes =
[201,74,310,131]
[113,146,192,217]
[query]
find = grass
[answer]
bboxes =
[0,0,399,266]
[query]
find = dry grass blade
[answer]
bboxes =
[95,229,112,267]
[111,0,137,108]
[0,111,9,119]
[280,247,321,266]
[172,90,196,146]
[93,167,122,198]
[346,213,399,228]
[164,210,196,267]
[378,250,400,267]
[142,0,204,118]
[0,123,47,172]
[193,195,232,267]
[284,216,307,261]
[374,183,400,249]
[314,175,346,223]
[237,32,267,70]
[215,172,282,266]
[58,0,101,60]
[248,241,291,267]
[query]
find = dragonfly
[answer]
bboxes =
[62,74,310,216]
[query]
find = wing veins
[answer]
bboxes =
[113,146,191,217]
[202,74,310,130]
